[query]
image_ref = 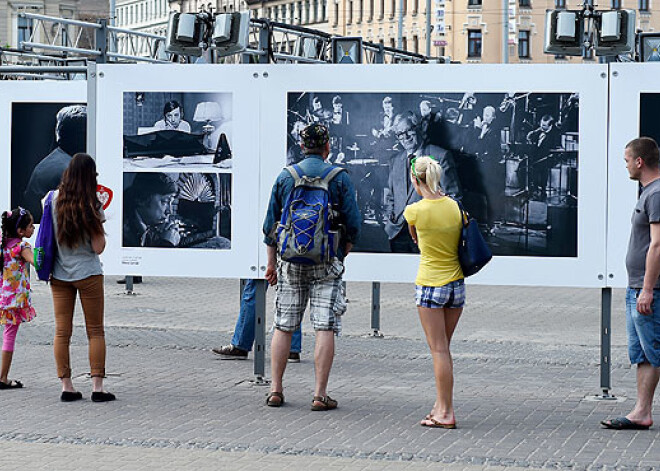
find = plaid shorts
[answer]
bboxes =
[273,259,346,334]
[415,280,465,309]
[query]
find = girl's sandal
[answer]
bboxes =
[266,391,284,407]
[311,395,338,411]
[0,380,23,390]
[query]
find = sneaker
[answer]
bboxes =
[212,345,248,359]
[288,352,301,363]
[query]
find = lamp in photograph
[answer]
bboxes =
[193,102,223,150]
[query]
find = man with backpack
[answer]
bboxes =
[262,123,360,410]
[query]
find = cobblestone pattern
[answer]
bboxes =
[1,278,654,470]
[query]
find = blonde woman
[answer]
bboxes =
[403,156,464,429]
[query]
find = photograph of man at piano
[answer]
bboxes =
[286,91,579,257]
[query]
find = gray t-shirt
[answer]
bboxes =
[51,190,105,282]
[626,178,660,289]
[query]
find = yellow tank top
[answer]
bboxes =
[403,197,464,287]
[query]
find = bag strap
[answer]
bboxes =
[284,164,345,189]
[449,196,469,228]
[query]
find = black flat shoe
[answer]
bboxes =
[91,391,116,402]
[60,391,83,402]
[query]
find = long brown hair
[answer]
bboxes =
[56,153,104,248]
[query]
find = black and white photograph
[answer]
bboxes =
[11,102,87,222]
[122,171,231,249]
[286,91,580,257]
[640,93,660,144]
[123,92,232,170]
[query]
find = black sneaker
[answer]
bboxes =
[211,345,248,359]
[60,391,83,402]
[288,352,301,363]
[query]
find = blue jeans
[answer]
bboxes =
[231,279,302,353]
[626,287,660,367]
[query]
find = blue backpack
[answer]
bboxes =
[276,164,345,265]
[34,191,57,282]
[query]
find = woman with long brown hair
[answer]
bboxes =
[49,153,115,402]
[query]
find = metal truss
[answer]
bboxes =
[0,11,434,79]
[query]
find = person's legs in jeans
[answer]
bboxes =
[76,275,107,393]
[1,322,20,384]
[231,279,257,351]
[51,278,77,392]
[231,279,302,353]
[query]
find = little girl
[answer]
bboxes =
[0,208,37,389]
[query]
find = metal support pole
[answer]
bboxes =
[600,287,613,396]
[370,282,384,337]
[397,0,404,49]
[376,43,385,63]
[96,19,108,64]
[252,279,269,384]
[125,276,134,293]
[502,0,508,63]
[425,0,431,56]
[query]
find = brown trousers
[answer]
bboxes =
[50,275,106,378]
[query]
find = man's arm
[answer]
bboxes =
[637,222,660,314]
[265,245,278,286]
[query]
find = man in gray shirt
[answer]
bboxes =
[602,137,660,430]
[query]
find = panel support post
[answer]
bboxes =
[253,278,269,384]
[371,282,384,338]
[600,287,613,397]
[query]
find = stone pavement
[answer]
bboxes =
[1,277,658,471]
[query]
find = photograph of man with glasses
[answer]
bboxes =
[383,112,462,253]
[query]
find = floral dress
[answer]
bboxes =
[0,239,37,325]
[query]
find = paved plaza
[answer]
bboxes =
[1,277,658,470]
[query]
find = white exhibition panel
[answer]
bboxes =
[606,63,660,288]
[95,64,261,278]
[258,64,609,287]
[0,81,86,228]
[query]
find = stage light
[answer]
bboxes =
[332,37,362,64]
[594,9,635,56]
[638,32,660,62]
[544,10,583,56]
[165,12,207,57]
[212,12,250,57]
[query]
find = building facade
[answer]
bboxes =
[115,0,170,56]
[0,0,91,49]
[117,0,660,62]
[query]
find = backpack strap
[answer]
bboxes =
[320,166,345,186]
[284,165,304,186]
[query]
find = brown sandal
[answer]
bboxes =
[266,391,284,407]
[311,395,338,411]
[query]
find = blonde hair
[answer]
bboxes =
[412,156,443,193]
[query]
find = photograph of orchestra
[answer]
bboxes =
[286,91,579,257]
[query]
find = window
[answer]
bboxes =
[391,0,396,18]
[369,0,374,20]
[17,15,34,49]
[468,0,482,7]
[379,0,385,19]
[518,30,530,58]
[555,0,565,7]
[390,37,396,48]
[321,0,327,21]
[413,0,418,14]
[467,29,482,57]
[402,0,407,16]
[333,2,338,25]
[305,0,310,22]
[639,0,649,11]
[519,0,531,6]
[347,0,353,23]
[611,0,621,8]
[413,35,419,52]
[358,0,363,22]
[402,37,407,50]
